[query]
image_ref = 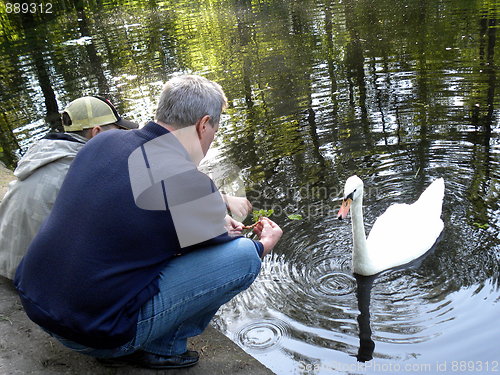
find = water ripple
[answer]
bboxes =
[313,272,356,297]
[235,319,290,352]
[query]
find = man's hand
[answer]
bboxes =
[223,195,252,219]
[224,214,244,236]
[253,217,283,257]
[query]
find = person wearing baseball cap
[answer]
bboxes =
[62,96,138,133]
[0,96,138,280]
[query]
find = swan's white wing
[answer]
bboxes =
[366,179,444,271]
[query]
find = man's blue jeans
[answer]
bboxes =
[49,237,261,358]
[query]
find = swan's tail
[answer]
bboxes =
[414,178,445,217]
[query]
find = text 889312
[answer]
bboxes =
[5,3,53,14]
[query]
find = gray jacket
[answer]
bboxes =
[0,134,87,279]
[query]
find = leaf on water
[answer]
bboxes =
[473,222,489,229]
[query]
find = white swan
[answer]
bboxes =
[338,176,444,276]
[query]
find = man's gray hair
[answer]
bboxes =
[156,75,228,128]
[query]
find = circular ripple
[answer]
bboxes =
[294,253,357,298]
[235,319,289,352]
[315,272,357,296]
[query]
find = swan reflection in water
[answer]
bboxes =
[354,274,377,362]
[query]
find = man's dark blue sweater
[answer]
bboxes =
[14,122,263,349]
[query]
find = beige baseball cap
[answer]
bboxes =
[62,96,139,131]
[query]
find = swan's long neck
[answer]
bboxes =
[351,188,370,273]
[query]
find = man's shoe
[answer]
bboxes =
[141,350,199,369]
[97,349,199,369]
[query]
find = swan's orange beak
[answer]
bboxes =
[337,198,352,220]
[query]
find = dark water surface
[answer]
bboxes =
[1,0,499,373]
